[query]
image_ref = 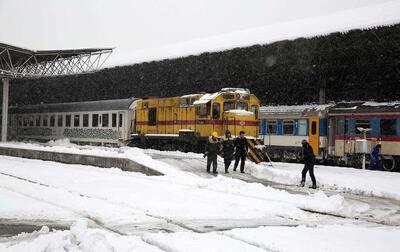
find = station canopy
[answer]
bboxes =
[0,42,113,78]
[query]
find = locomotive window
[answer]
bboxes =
[223,101,235,111]
[74,115,80,127]
[237,102,248,111]
[298,120,307,135]
[43,115,48,127]
[336,119,348,135]
[196,103,210,117]
[267,120,277,134]
[36,115,41,127]
[92,114,99,127]
[251,105,258,119]
[380,119,397,136]
[212,103,220,119]
[102,114,109,127]
[355,119,370,135]
[283,120,294,135]
[148,108,157,126]
[66,115,71,127]
[119,113,123,127]
[112,113,117,127]
[83,114,89,127]
[57,115,63,127]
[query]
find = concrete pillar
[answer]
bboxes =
[1,78,9,142]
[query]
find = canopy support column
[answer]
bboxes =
[1,78,9,142]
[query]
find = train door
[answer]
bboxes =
[308,116,319,156]
[118,112,126,140]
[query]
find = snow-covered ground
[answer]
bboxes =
[0,140,399,251]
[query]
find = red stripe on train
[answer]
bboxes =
[136,120,258,126]
[335,136,400,142]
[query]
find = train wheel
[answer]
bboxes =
[382,155,396,171]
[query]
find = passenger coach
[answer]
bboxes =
[6,98,136,145]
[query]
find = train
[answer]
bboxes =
[4,88,261,153]
[3,88,399,171]
[259,101,400,171]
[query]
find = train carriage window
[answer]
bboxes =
[83,114,89,127]
[36,115,41,127]
[66,115,71,127]
[355,119,370,135]
[119,113,123,128]
[18,116,22,127]
[29,116,34,127]
[23,116,29,127]
[336,119,348,135]
[43,115,48,127]
[311,121,317,135]
[92,114,99,127]
[74,115,80,127]
[223,101,235,111]
[212,103,220,119]
[267,120,277,134]
[112,113,117,128]
[148,108,157,126]
[237,102,248,111]
[57,115,63,127]
[298,119,307,135]
[102,114,109,127]
[283,120,294,135]
[380,119,397,136]
[50,115,55,127]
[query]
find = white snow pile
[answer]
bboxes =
[249,162,400,201]
[46,138,77,147]
[0,219,161,252]
[223,224,400,252]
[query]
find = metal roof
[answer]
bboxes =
[0,42,113,78]
[9,98,137,114]
[329,101,400,114]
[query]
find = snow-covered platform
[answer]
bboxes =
[0,140,399,251]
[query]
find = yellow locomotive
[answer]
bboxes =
[131,88,261,153]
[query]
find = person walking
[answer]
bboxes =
[300,139,317,189]
[222,130,234,173]
[204,131,220,174]
[368,144,384,171]
[233,131,248,173]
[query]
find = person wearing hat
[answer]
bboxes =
[204,131,220,174]
[233,131,248,173]
[222,130,234,173]
[300,139,317,189]
[368,144,384,170]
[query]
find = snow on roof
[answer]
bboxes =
[193,92,220,105]
[106,1,400,67]
[181,94,201,99]
[220,88,249,95]
[260,104,333,114]
[226,109,254,116]
[362,101,400,108]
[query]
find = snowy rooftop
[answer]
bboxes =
[260,104,334,114]
[107,1,400,67]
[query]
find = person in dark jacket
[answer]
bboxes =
[368,144,384,170]
[222,130,234,173]
[204,131,220,174]
[233,131,248,173]
[300,139,317,189]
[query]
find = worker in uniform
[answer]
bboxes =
[204,131,220,174]
[300,139,317,189]
[222,130,234,174]
[368,144,384,171]
[233,131,248,173]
